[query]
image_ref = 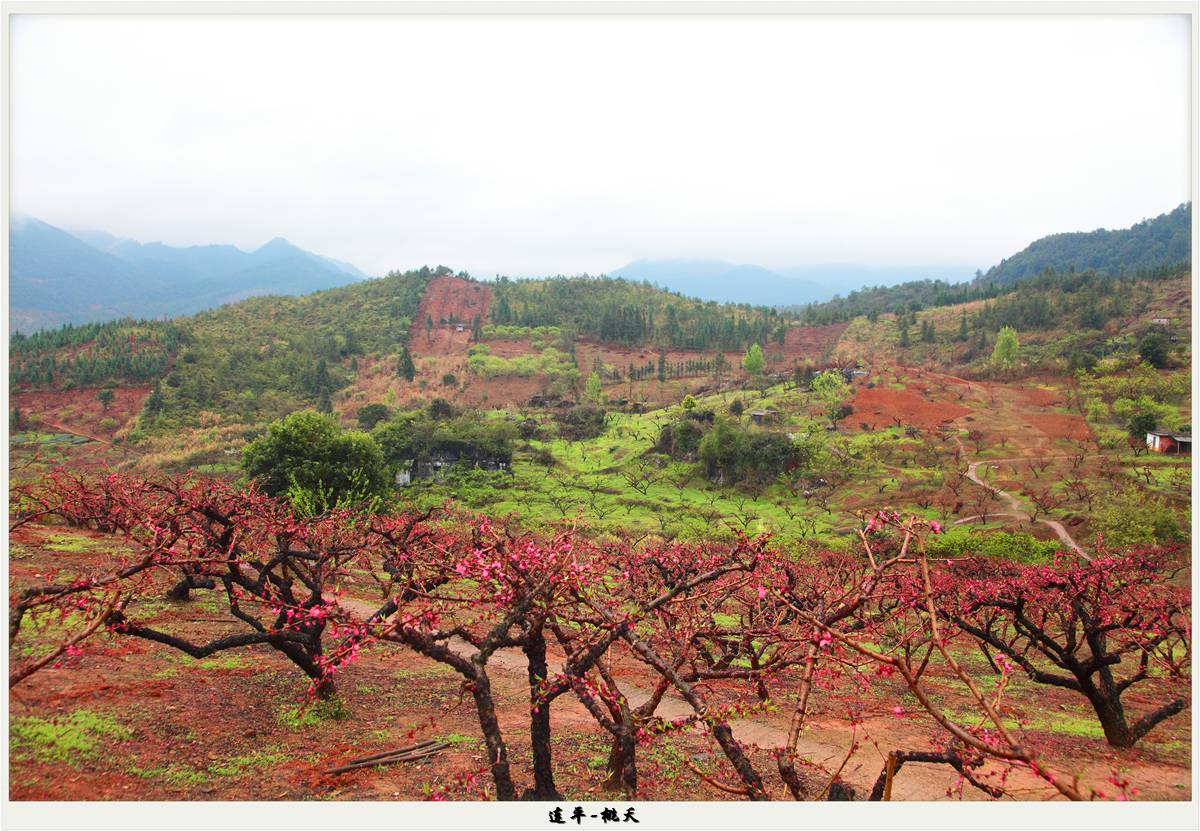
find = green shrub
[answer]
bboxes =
[242,410,391,515]
[926,529,1061,564]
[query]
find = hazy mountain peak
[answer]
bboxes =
[11,217,367,333]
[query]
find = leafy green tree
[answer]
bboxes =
[698,415,741,478]
[921,318,936,344]
[585,373,604,404]
[1095,484,1183,550]
[742,343,765,376]
[1139,333,1170,369]
[241,410,391,514]
[357,403,391,430]
[397,347,416,382]
[1127,409,1159,437]
[811,370,850,427]
[681,394,697,411]
[428,397,458,420]
[792,362,814,389]
[1067,346,1098,372]
[96,389,115,411]
[991,326,1019,371]
[310,359,332,397]
[140,382,164,419]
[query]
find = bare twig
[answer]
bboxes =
[10,593,122,688]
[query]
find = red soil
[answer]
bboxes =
[1022,413,1092,441]
[782,321,853,360]
[11,386,148,444]
[409,276,492,357]
[849,386,975,429]
[1018,387,1064,407]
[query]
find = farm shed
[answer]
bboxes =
[1146,430,1192,454]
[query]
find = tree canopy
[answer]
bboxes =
[991,326,1019,371]
[241,410,391,515]
[742,343,765,376]
[811,370,850,426]
[1139,333,1170,369]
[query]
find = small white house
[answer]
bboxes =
[1147,431,1191,454]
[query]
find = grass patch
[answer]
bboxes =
[277,698,352,728]
[208,748,288,776]
[129,765,208,785]
[195,463,238,474]
[199,655,249,671]
[10,709,128,762]
[41,532,113,554]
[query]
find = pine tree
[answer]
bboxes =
[742,343,765,376]
[397,347,416,382]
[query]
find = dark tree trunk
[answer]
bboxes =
[469,669,517,801]
[168,573,215,601]
[1080,668,1135,748]
[601,729,637,796]
[523,627,562,800]
[711,720,769,800]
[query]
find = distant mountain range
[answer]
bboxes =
[9,216,368,334]
[608,259,975,307]
[607,203,1190,308]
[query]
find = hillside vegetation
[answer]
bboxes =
[786,202,1190,324]
[8,213,1193,558]
[7,211,1193,806]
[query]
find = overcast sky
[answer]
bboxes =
[8,11,1192,281]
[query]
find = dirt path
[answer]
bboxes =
[336,598,1032,800]
[957,450,1088,558]
[43,421,137,455]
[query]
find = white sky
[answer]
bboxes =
[7,11,1193,280]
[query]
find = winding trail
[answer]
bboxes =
[953,439,1089,559]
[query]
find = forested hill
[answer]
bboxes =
[9,266,800,433]
[9,266,436,431]
[784,204,1191,325]
[488,273,792,352]
[982,202,1191,287]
